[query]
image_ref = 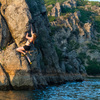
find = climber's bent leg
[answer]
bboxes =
[16,47,26,55]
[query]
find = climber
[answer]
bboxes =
[16,25,37,64]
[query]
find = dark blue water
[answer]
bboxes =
[0,77,100,100]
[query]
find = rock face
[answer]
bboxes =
[1,0,32,47]
[48,0,100,76]
[62,0,76,8]
[0,14,11,49]
[51,2,61,17]
[91,5,100,15]
[51,11,93,44]
[0,63,10,90]
[49,0,76,17]
[0,0,85,90]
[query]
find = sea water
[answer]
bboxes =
[0,77,100,100]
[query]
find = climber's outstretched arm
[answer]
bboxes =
[26,33,32,40]
[31,24,34,35]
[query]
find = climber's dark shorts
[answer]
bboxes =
[23,45,31,51]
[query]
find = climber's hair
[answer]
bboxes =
[32,33,37,44]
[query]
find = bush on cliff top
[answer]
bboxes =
[76,0,88,6]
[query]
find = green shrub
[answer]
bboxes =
[90,1,100,7]
[49,26,61,36]
[72,29,79,35]
[94,16,100,33]
[86,59,100,75]
[1,46,6,51]
[48,16,57,22]
[78,52,87,59]
[67,40,80,52]
[79,9,93,23]
[61,6,78,14]
[78,51,100,75]
[46,6,53,12]
[78,52,87,64]
[96,34,100,42]
[76,0,88,6]
[44,0,56,6]
[87,43,100,51]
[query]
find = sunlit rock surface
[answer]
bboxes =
[0,0,86,90]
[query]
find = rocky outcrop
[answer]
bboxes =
[62,0,76,8]
[50,2,61,17]
[51,11,93,44]
[49,7,96,76]
[49,0,76,17]
[90,6,100,15]
[0,0,85,90]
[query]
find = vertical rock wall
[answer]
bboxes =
[0,0,85,90]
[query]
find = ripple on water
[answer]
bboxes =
[0,78,100,100]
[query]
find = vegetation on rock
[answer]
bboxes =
[79,9,94,23]
[86,59,100,75]
[76,0,88,6]
[45,0,100,76]
[44,0,66,6]
[48,16,57,22]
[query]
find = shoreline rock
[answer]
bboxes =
[0,0,86,90]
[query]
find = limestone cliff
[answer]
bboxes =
[0,0,85,90]
[46,0,100,76]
